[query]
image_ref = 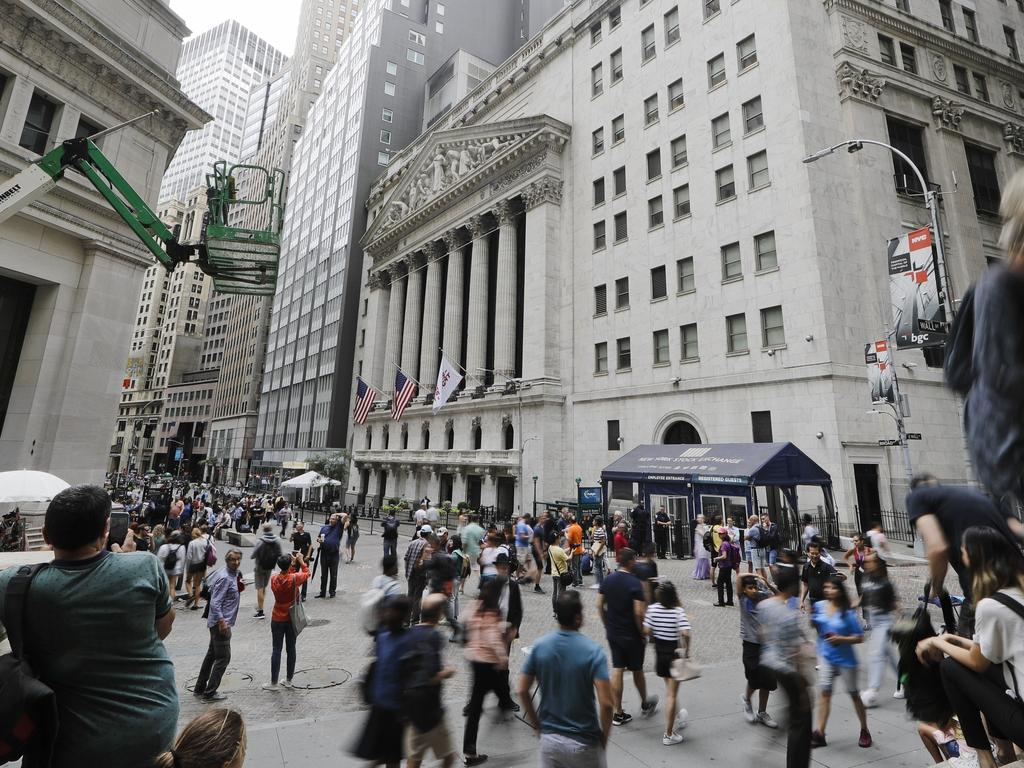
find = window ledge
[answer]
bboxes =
[744,125,766,139]
[592,150,604,158]
[594,370,609,377]
[616,367,632,373]
[593,246,606,253]
[612,138,624,147]
[713,141,732,153]
[707,81,727,94]
[680,356,699,364]
[615,305,630,313]
[671,161,689,172]
[649,222,665,232]
[669,103,685,115]
[642,56,656,67]
[594,312,608,319]
[614,237,629,244]
[748,182,772,193]
[754,266,780,276]
[651,296,667,304]
[645,119,660,129]
[763,344,787,352]
[677,288,696,297]
[647,174,662,184]
[738,61,759,76]
[721,275,743,285]
[716,195,737,206]
[703,11,721,23]
[653,361,671,368]
[593,201,605,209]
[726,350,750,357]
[613,191,626,200]
[673,213,692,222]
[665,39,680,52]
[591,91,603,100]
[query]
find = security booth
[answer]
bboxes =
[599,442,840,553]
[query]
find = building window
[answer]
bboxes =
[614,212,628,242]
[673,184,690,218]
[75,116,102,139]
[612,114,625,143]
[610,48,623,83]
[380,130,392,144]
[964,142,1001,216]
[707,53,726,88]
[640,24,656,63]
[592,127,605,155]
[384,81,396,96]
[644,94,659,125]
[677,256,695,293]
[436,21,444,33]
[895,0,910,10]
[595,284,608,315]
[646,148,662,181]
[712,112,731,148]
[1006,26,1020,61]
[609,5,621,29]
[761,306,785,348]
[595,342,608,373]
[651,265,667,298]
[407,49,425,65]
[670,135,687,168]
[886,116,928,195]
[680,323,698,360]
[607,419,621,450]
[716,166,735,202]
[591,21,602,45]
[747,151,770,189]
[593,177,606,206]
[668,78,685,111]
[726,313,748,353]
[973,73,989,102]
[721,242,742,281]
[437,3,445,15]
[641,193,663,230]
[408,30,426,45]
[755,231,778,271]
[591,64,604,97]
[963,9,978,43]
[939,0,955,32]
[382,108,394,122]
[20,90,56,154]
[594,221,607,250]
[613,166,626,196]
[737,34,757,70]
[377,151,390,166]
[704,0,721,20]
[615,276,629,309]
[954,65,971,95]
[878,34,896,66]
[900,43,918,75]
[653,329,670,364]
[742,96,763,133]
[664,7,680,46]
[616,337,631,370]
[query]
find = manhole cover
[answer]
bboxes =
[289,667,351,689]
[186,670,253,693]
[306,618,330,627]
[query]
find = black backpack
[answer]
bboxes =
[702,529,714,553]
[0,565,58,765]
[163,545,181,572]
[256,541,279,571]
[382,518,399,539]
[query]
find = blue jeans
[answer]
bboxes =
[271,620,297,684]
[382,538,397,558]
[593,554,606,586]
[866,610,898,692]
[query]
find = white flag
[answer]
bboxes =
[432,353,463,413]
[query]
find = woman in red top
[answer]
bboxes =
[263,552,309,691]
[613,522,630,563]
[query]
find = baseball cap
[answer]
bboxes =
[420,524,433,535]
[437,526,449,536]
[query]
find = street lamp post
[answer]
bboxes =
[532,474,538,514]
[866,408,914,485]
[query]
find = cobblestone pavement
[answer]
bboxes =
[165,532,959,766]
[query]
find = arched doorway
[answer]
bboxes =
[662,420,702,445]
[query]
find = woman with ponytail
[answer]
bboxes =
[151,709,246,768]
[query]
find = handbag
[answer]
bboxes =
[671,651,702,681]
[289,577,308,636]
[554,557,572,588]
[590,539,606,558]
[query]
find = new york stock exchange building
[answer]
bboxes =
[347,0,1000,532]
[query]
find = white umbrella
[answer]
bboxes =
[0,469,71,503]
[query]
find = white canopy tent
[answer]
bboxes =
[279,471,341,506]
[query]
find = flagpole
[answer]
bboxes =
[438,348,469,375]
[396,365,428,392]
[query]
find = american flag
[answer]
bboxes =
[352,377,377,424]
[391,368,417,421]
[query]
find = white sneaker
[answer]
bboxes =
[280,679,294,689]
[262,683,280,692]
[892,688,905,699]
[756,711,778,729]
[741,695,755,723]
[860,689,878,708]
[674,708,689,732]
[662,733,684,746]
[589,583,601,590]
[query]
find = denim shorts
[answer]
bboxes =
[818,659,859,694]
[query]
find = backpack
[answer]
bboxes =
[0,565,58,766]
[454,551,471,581]
[943,285,975,396]
[360,580,397,634]
[728,542,741,569]
[702,529,714,553]
[256,541,279,571]
[382,518,399,539]
[204,537,217,568]
[163,545,181,571]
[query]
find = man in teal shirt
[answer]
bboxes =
[519,591,613,766]
[0,485,178,768]
[461,514,485,576]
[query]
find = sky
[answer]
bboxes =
[168,1,300,57]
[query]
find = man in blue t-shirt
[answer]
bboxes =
[520,590,612,765]
[315,512,345,598]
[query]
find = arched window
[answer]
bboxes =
[365,427,372,450]
[423,427,430,450]
[503,423,514,450]
[472,426,482,450]
[382,427,390,449]
[446,427,455,449]
[401,428,409,449]
[662,420,702,445]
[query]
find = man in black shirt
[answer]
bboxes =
[403,594,456,768]
[799,541,837,612]
[290,521,313,600]
[381,508,400,558]
[653,507,671,559]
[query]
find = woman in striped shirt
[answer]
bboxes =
[643,581,692,746]
[591,517,609,587]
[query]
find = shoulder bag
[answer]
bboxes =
[553,554,573,588]
[289,576,308,637]
[989,592,1024,703]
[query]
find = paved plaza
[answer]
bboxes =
[157,527,969,768]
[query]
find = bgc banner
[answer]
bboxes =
[887,226,948,349]
[865,340,896,405]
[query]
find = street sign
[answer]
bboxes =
[878,439,903,446]
[906,432,922,440]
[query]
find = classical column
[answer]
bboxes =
[401,253,426,380]
[492,199,517,381]
[418,242,444,388]
[441,229,465,370]
[369,270,391,388]
[465,215,489,386]
[383,261,407,385]
[522,178,564,380]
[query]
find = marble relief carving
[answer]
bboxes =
[836,62,886,102]
[841,16,868,52]
[930,53,947,82]
[932,97,965,130]
[1004,123,1024,154]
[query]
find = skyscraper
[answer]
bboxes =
[158,21,287,204]
[253,0,567,480]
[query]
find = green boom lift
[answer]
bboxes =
[0,111,284,295]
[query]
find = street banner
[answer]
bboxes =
[887,226,948,349]
[432,353,463,413]
[865,340,896,405]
